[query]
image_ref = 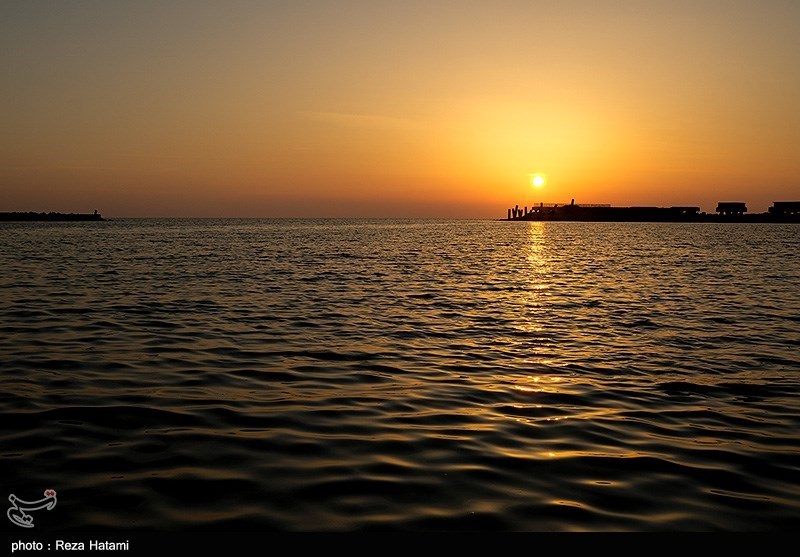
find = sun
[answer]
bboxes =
[532,175,545,187]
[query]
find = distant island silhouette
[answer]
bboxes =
[506,201,800,222]
[0,211,105,222]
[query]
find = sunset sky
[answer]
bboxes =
[2,1,798,217]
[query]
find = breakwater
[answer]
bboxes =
[1,211,105,222]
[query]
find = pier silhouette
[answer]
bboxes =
[505,201,800,223]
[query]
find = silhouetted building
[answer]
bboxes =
[769,202,800,215]
[716,202,747,215]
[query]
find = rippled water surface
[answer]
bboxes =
[1,219,799,531]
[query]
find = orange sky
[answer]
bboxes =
[1,1,798,217]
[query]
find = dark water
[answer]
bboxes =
[1,219,799,531]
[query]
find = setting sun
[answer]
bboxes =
[532,175,545,188]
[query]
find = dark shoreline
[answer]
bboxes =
[505,213,800,223]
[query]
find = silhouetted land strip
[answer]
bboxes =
[0,211,105,222]
[506,201,800,222]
